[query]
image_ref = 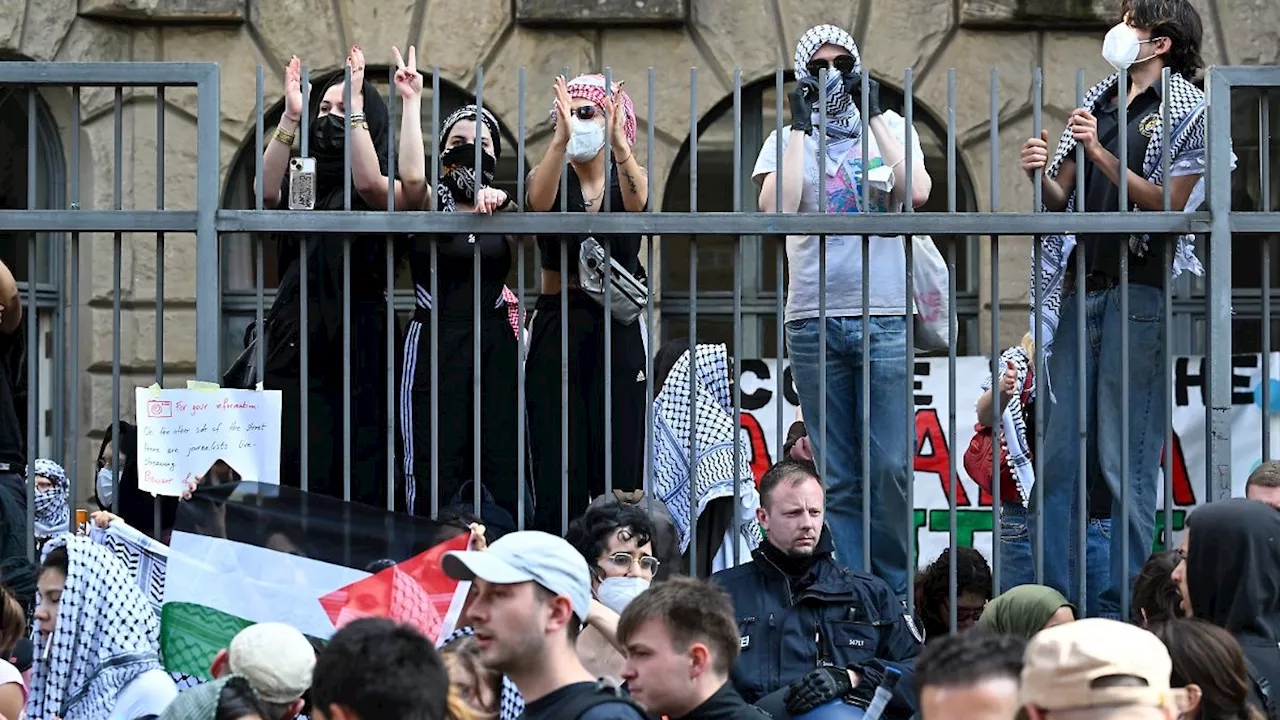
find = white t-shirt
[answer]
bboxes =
[752,110,925,322]
[0,658,26,719]
[108,668,179,720]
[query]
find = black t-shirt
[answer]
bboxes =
[1073,84,1166,288]
[536,166,645,279]
[521,682,650,720]
[408,232,511,318]
[0,325,26,467]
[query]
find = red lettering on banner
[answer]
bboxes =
[738,412,772,487]
[915,408,971,506]
[1161,430,1197,506]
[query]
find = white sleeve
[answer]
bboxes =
[108,669,179,720]
[881,111,926,166]
[752,128,783,185]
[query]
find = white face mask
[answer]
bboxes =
[1102,23,1160,70]
[597,576,650,614]
[96,467,116,508]
[566,117,605,163]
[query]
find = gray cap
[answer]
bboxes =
[443,530,592,623]
[228,622,315,704]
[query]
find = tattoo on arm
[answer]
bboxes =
[622,169,639,195]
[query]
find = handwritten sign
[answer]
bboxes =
[135,387,283,496]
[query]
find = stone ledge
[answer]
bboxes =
[79,0,246,23]
[960,0,1112,29]
[515,0,687,27]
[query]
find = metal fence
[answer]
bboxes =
[1,60,1278,625]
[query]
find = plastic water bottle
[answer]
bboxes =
[861,667,903,720]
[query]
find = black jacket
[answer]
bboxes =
[1186,499,1280,720]
[711,531,920,716]
[676,683,773,720]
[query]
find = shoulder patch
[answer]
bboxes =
[903,613,926,644]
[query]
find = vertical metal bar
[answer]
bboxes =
[732,68,743,567]
[988,69,1002,592]
[1163,68,1175,545]
[299,67,311,492]
[68,86,80,521]
[342,66,352,501]
[904,68,917,614]
[817,68,828,486]
[689,66,699,577]
[560,64,570,536]
[946,240,959,633]
[947,68,963,611]
[603,67,614,497]
[1032,67,1045,585]
[387,66,397,512]
[1260,92,1272,462]
[255,66,266,390]
[155,85,167,537]
[518,66,528,529]
[645,66,656,515]
[1075,68,1088,611]
[430,67,440,518]
[1205,67,1233,499]
[195,68,222,384]
[474,68,485,515]
[111,87,122,514]
[25,87,38,555]
[860,71,871,573]
[775,68,785,458]
[1118,65,1131,621]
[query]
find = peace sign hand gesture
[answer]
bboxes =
[392,45,423,100]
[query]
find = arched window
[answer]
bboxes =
[219,72,523,368]
[0,83,66,458]
[660,74,981,357]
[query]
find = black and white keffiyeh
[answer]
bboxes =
[1031,70,1232,398]
[28,534,164,720]
[979,347,1035,506]
[653,344,764,557]
[32,458,69,539]
[436,104,502,214]
[437,626,524,720]
[793,24,864,142]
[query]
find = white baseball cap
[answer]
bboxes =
[228,622,316,704]
[443,530,592,623]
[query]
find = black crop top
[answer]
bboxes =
[536,165,646,279]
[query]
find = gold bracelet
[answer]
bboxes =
[272,127,296,146]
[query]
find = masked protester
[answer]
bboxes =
[96,421,179,538]
[1019,0,1233,620]
[524,73,651,533]
[398,104,530,527]
[31,459,69,545]
[243,45,427,508]
[752,25,932,600]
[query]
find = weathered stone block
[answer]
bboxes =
[0,1,25,53]
[79,0,246,23]
[915,30,1035,143]
[160,27,277,138]
[515,0,687,26]
[690,0,786,83]
[600,29,725,144]
[960,0,1113,28]
[419,0,512,87]
[858,0,952,84]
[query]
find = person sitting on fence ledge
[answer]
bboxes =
[1019,0,1233,621]
[753,23,932,600]
[523,72,651,534]
[238,44,426,508]
[398,101,531,525]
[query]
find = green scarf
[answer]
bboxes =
[978,584,1075,640]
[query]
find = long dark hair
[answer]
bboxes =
[1149,618,1266,720]
[1132,550,1183,626]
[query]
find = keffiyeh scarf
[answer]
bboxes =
[1031,71,1229,397]
[438,626,525,720]
[653,344,764,556]
[794,24,864,143]
[436,104,503,215]
[980,347,1035,506]
[28,534,164,720]
[32,458,69,539]
[552,74,637,146]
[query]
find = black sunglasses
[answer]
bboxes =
[806,55,857,77]
[572,105,599,121]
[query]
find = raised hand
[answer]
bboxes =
[551,75,574,151]
[284,55,303,122]
[608,84,630,156]
[345,44,366,110]
[392,45,423,100]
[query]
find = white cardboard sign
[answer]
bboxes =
[134,386,283,496]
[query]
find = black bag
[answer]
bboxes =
[554,680,652,720]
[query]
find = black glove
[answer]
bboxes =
[842,72,883,119]
[784,666,854,715]
[788,76,819,135]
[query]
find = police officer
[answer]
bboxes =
[712,460,921,718]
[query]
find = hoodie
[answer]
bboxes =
[1186,498,1280,718]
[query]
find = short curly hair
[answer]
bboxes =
[1120,0,1205,78]
[916,629,1025,689]
[565,502,654,578]
[914,547,993,640]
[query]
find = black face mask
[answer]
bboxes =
[439,143,497,205]
[312,113,346,156]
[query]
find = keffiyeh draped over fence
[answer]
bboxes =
[979,347,1036,506]
[28,534,164,720]
[653,344,763,559]
[1031,71,1231,397]
[32,458,69,539]
[438,626,525,720]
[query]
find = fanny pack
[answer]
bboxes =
[578,237,648,326]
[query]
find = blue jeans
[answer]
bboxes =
[1033,285,1166,619]
[785,316,910,597]
[999,502,1114,617]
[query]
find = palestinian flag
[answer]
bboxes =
[161,481,470,679]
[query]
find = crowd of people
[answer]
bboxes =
[0,0,1269,717]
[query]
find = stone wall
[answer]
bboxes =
[0,0,1271,488]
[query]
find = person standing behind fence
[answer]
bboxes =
[1019,0,1222,619]
[398,102,530,525]
[524,73,650,533]
[752,24,932,599]
[247,45,426,507]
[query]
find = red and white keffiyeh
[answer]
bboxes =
[552,73,636,147]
